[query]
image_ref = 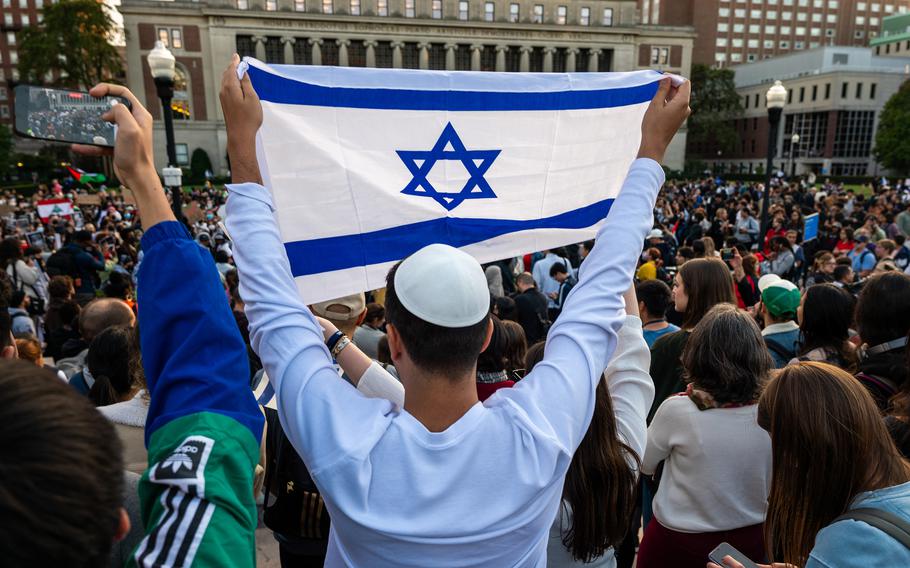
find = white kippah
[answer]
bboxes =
[394,243,490,328]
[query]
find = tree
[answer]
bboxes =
[190,148,214,183]
[685,64,743,158]
[874,79,910,176]
[0,126,12,175]
[18,0,124,89]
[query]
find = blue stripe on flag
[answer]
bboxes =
[284,198,614,276]
[248,66,658,111]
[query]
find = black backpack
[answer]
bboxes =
[46,247,78,278]
[262,405,331,552]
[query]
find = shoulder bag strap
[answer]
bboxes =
[833,507,910,549]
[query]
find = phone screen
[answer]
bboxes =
[13,85,130,147]
[708,542,760,568]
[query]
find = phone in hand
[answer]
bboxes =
[13,85,130,147]
[721,248,735,261]
[708,542,761,568]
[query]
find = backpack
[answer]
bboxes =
[262,405,331,551]
[834,507,910,549]
[46,247,78,278]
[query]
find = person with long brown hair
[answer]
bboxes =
[710,362,910,568]
[539,286,652,567]
[789,283,857,370]
[648,258,736,422]
[638,304,772,568]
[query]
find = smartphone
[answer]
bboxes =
[13,85,130,147]
[721,248,735,261]
[708,542,761,568]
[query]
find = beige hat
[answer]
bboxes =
[311,293,366,321]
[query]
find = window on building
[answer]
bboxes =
[718,22,729,31]
[781,25,791,34]
[18,0,25,7]
[323,0,333,14]
[509,3,519,22]
[9,51,17,64]
[749,24,760,33]
[175,144,189,165]
[825,29,835,37]
[812,12,821,22]
[856,16,866,24]
[754,93,759,108]
[7,32,15,45]
[833,52,848,64]
[377,0,387,15]
[265,0,277,10]
[0,106,9,119]
[484,1,494,21]
[401,42,419,68]
[855,30,865,38]
[782,10,792,19]
[321,40,339,65]
[533,4,544,23]
[351,0,360,14]
[788,89,793,104]
[236,35,255,58]
[428,43,446,69]
[747,53,756,62]
[799,86,805,102]
[171,65,191,120]
[734,23,744,32]
[748,38,759,48]
[717,37,728,47]
[375,41,393,66]
[855,82,863,98]
[731,52,742,62]
[650,46,669,65]
[0,88,5,101]
[833,110,875,158]
[348,40,367,66]
[780,40,790,48]
[433,0,443,18]
[768,9,778,18]
[744,94,750,109]
[811,84,817,100]
[158,28,170,47]
[264,36,282,63]
[293,39,312,64]
[459,0,468,19]
[841,82,848,98]
[870,83,877,99]
[719,7,730,16]
[602,7,613,26]
[795,40,804,49]
[295,0,305,11]
[580,6,590,25]
[237,0,248,9]
[405,0,415,16]
[735,8,745,17]
[20,14,29,26]
[825,83,830,98]
[827,13,837,23]
[556,5,567,24]
[732,38,743,48]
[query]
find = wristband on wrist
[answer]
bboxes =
[325,330,344,352]
[331,336,352,359]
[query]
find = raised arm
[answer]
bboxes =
[494,79,689,453]
[220,56,397,472]
[75,83,263,567]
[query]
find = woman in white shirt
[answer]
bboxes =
[637,304,773,568]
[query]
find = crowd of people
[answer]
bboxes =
[1,63,909,568]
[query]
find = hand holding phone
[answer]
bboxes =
[707,543,761,568]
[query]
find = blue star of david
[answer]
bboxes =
[396,122,501,211]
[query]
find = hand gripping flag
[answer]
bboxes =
[239,58,681,304]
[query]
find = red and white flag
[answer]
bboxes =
[37,198,73,221]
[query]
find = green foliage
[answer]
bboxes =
[874,79,910,176]
[190,148,214,183]
[0,126,12,174]
[686,64,743,156]
[18,0,124,89]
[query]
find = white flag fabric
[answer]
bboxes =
[240,58,678,304]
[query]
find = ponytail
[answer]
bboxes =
[88,374,119,407]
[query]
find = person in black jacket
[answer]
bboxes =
[512,272,549,345]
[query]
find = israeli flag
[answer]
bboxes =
[241,58,675,304]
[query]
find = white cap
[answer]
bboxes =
[394,244,489,328]
[647,229,663,239]
[757,273,782,292]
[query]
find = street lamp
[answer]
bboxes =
[147,40,182,222]
[761,80,787,246]
[789,132,800,179]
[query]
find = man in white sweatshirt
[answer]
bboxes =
[220,55,689,567]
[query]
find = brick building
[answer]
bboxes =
[0,0,46,127]
[641,0,910,67]
[119,0,695,173]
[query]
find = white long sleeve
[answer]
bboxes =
[606,315,653,463]
[224,157,664,567]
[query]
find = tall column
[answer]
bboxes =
[337,39,350,66]
[566,48,578,72]
[542,46,555,72]
[365,40,377,67]
[309,38,323,65]
[495,45,508,71]
[445,42,457,70]
[519,46,532,72]
[470,44,483,71]
[588,48,601,72]
[391,41,404,68]
[418,42,430,70]
[281,36,296,64]
[252,35,267,61]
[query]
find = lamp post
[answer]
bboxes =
[789,132,800,179]
[147,41,182,222]
[761,80,787,245]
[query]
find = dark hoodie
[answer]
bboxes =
[856,347,908,413]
